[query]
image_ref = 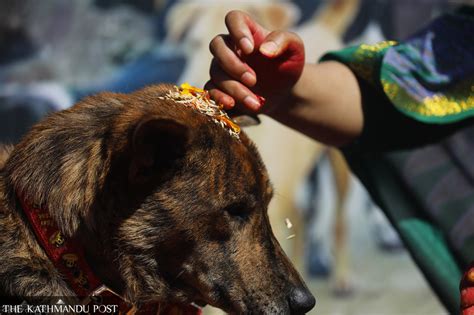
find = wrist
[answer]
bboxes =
[265,63,311,120]
[264,61,363,146]
[270,64,314,124]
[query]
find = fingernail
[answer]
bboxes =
[241,72,256,86]
[224,96,235,108]
[244,96,260,111]
[239,37,254,54]
[260,41,278,56]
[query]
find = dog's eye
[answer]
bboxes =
[224,201,250,219]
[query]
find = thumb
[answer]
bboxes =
[259,30,304,59]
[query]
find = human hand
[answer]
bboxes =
[205,10,305,114]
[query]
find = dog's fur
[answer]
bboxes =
[0,84,314,313]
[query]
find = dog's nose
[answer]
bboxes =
[288,287,316,314]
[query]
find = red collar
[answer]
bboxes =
[19,197,202,315]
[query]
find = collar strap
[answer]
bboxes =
[18,197,201,315]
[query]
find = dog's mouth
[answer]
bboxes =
[162,272,209,309]
[176,281,250,314]
[192,299,208,308]
[167,276,241,312]
[167,276,294,314]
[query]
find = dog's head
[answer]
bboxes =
[5,84,315,314]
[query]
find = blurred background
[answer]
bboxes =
[0,0,465,314]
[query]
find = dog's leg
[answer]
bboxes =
[328,148,353,297]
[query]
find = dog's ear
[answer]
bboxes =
[129,117,188,183]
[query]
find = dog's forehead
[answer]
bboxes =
[157,83,241,140]
[121,84,272,201]
[147,84,269,184]
[241,136,272,197]
[209,131,272,204]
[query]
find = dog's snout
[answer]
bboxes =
[288,286,316,314]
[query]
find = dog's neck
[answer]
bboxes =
[2,177,195,312]
[17,193,127,298]
[0,175,74,299]
[79,227,126,295]
[0,168,125,301]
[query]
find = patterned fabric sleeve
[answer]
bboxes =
[319,7,474,314]
[321,8,474,125]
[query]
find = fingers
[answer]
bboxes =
[224,10,301,59]
[259,30,304,58]
[207,86,260,112]
[204,81,234,109]
[225,10,268,55]
[207,10,303,114]
[209,35,256,87]
[207,62,261,111]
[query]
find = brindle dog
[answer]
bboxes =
[0,84,315,314]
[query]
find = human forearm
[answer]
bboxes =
[269,61,363,147]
